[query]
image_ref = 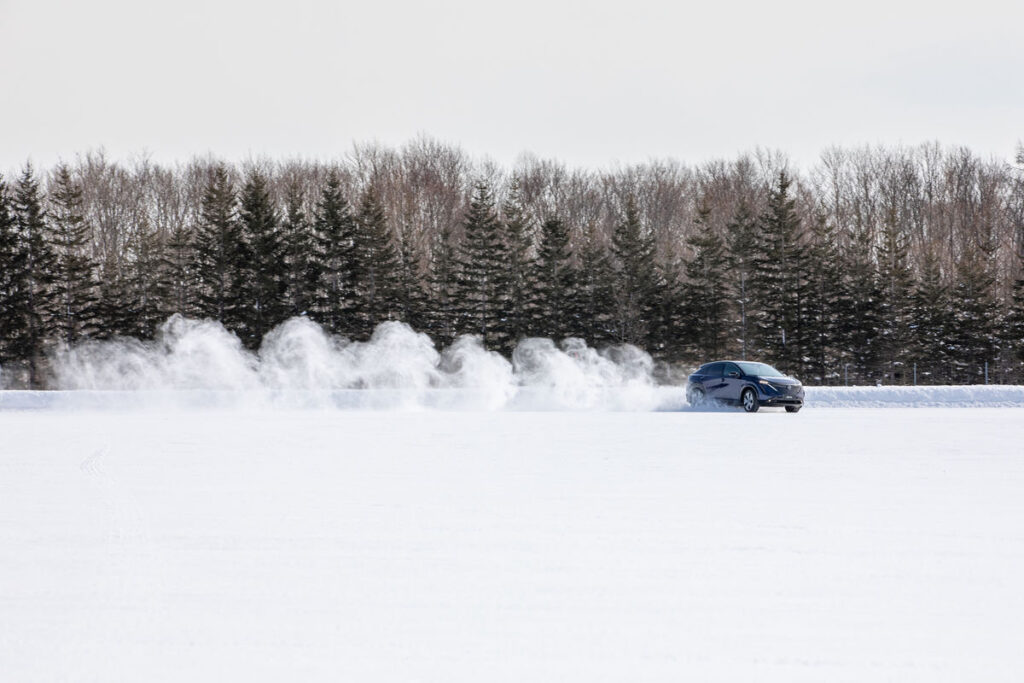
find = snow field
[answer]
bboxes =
[2,407,1023,681]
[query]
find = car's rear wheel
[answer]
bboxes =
[785,405,801,413]
[688,387,706,408]
[741,388,759,413]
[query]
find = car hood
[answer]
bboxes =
[755,375,801,386]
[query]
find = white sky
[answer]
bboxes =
[2,0,1022,172]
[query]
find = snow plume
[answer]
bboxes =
[48,315,678,411]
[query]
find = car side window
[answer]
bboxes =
[723,363,742,378]
[703,362,723,377]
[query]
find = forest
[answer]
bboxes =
[1,138,1023,388]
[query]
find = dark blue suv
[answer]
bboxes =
[686,361,804,412]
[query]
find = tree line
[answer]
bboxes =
[2,139,1023,388]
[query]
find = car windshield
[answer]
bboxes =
[736,362,785,377]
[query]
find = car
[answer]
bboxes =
[686,360,804,413]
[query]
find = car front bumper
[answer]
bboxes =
[757,384,804,407]
[759,396,804,408]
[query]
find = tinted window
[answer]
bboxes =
[701,362,724,377]
[723,363,742,377]
[736,362,783,377]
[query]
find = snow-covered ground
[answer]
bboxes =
[4,383,1024,411]
[2,402,1023,681]
[806,384,1024,407]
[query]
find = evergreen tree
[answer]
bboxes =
[682,204,730,359]
[281,181,317,318]
[1003,266,1024,382]
[238,170,286,346]
[454,181,508,348]
[499,178,536,349]
[91,252,130,339]
[314,171,357,334]
[352,186,400,338]
[12,165,56,386]
[949,246,998,383]
[610,197,658,345]
[724,202,758,360]
[876,212,917,383]
[788,232,814,379]
[122,219,168,338]
[194,165,244,330]
[803,214,844,383]
[395,225,427,330]
[647,259,683,360]
[47,164,96,344]
[533,217,575,340]
[570,223,615,347]
[164,222,196,316]
[748,172,808,374]
[426,224,460,346]
[838,221,882,383]
[0,176,30,376]
[910,249,952,384]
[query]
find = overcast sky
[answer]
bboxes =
[2,0,1022,172]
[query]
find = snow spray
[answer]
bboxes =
[49,315,679,410]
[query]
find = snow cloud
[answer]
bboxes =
[50,315,677,411]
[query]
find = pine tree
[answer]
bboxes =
[838,221,882,383]
[0,176,30,375]
[194,165,244,330]
[91,252,130,339]
[352,186,400,338]
[164,222,196,316]
[647,259,683,360]
[682,204,730,359]
[748,172,808,374]
[610,197,658,346]
[876,212,917,383]
[533,217,575,340]
[910,249,952,384]
[570,223,615,347]
[426,224,460,345]
[1003,267,1024,382]
[47,164,96,345]
[395,225,427,330]
[455,181,508,348]
[122,219,168,338]
[314,171,357,334]
[499,178,536,348]
[724,202,758,360]
[238,169,286,346]
[280,181,317,318]
[949,246,998,383]
[12,165,56,386]
[788,234,814,379]
[803,214,844,383]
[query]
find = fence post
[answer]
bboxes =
[985,361,988,385]
[913,363,917,386]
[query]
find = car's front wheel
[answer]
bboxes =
[741,387,759,413]
[688,387,706,408]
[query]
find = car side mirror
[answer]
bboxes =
[727,371,740,378]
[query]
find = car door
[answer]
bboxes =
[720,362,745,402]
[702,363,729,400]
